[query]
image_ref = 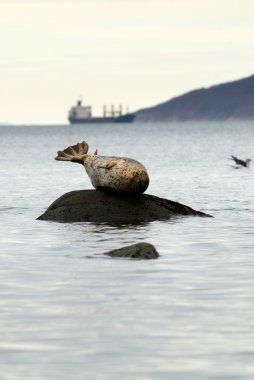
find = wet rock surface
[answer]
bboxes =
[37,190,212,224]
[104,242,159,260]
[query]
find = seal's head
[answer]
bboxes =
[124,160,149,195]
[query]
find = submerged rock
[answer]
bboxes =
[104,242,159,260]
[37,190,212,224]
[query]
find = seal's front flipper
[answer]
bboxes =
[98,161,118,170]
[55,141,89,164]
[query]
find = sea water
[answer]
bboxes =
[0,121,253,380]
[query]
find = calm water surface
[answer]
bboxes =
[0,122,253,379]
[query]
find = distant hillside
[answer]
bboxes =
[135,74,254,121]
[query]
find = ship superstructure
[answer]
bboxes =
[68,99,135,124]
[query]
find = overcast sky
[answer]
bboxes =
[0,0,253,124]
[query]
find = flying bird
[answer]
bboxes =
[231,155,252,168]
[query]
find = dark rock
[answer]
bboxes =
[37,190,212,224]
[104,242,159,260]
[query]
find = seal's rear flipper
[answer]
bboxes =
[55,141,89,164]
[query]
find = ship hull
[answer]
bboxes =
[69,113,135,124]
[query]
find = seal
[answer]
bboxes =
[55,141,149,195]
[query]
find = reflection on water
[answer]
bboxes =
[0,122,254,379]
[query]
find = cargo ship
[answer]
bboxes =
[68,99,135,124]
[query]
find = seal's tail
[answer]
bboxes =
[55,141,89,164]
